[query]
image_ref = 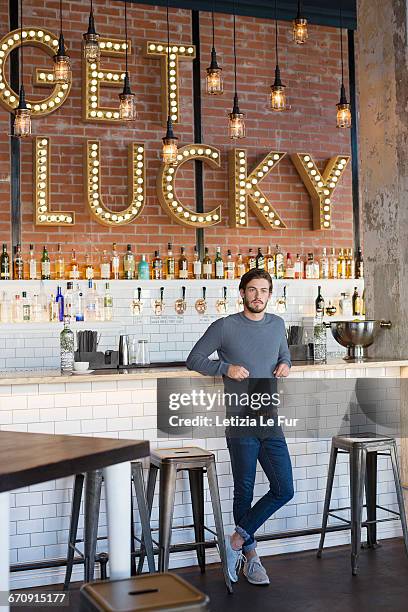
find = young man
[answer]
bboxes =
[186,269,293,586]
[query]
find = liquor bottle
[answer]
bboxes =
[215,247,224,279]
[13,244,24,280]
[85,280,97,321]
[203,247,212,279]
[0,244,10,280]
[329,247,338,279]
[178,246,189,280]
[361,288,366,316]
[355,246,364,279]
[166,243,175,279]
[352,287,362,316]
[41,246,51,280]
[55,243,65,280]
[225,249,235,280]
[111,243,120,280]
[294,254,304,279]
[94,282,105,321]
[315,285,325,317]
[64,282,74,322]
[13,294,23,323]
[151,251,163,280]
[22,291,31,322]
[29,244,38,280]
[85,254,94,280]
[56,286,64,322]
[138,254,150,280]
[320,247,329,279]
[100,250,111,280]
[275,245,284,279]
[60,316,74,373]
[123,244,135,280]
[285,253,295,279]
[69,250,80,280]
[305,253,315,279]
[104,283,113,321]
[247,248,256,271]
[49,294,59,322]
[265,246,275,277]
[255,247,265,270]
[193,246,202,279]
[337,248,346,279]
[236,253,246,278]
[346,248,355,279]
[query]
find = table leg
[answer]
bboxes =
[0,492,9,611]
[103,462,131,580]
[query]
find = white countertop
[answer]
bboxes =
[0,358,407,386]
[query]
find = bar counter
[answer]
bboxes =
[1,359,407,589]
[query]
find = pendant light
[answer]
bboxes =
[83,0,100,63]
[228,3,245,139]
[162,0,178,164]
[206,0,223,95]
[53,0,71,84]
[13,0,31,138]
[336,2,351,128]
[293,0,308,44]
[270,0,286,111]
[119,0,136,120]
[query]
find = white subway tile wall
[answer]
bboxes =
[0,279,363,371]
[1,364,403,588]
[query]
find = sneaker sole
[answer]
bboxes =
[243,573,270,586]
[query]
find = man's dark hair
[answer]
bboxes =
[239,268,273,292]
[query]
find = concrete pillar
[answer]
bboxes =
[357,0,408,359]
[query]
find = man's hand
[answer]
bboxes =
[274,362,290,378]
[227,365,250,381]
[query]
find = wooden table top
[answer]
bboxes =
[0,431,149,493]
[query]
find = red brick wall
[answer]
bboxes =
[0,0,353,268]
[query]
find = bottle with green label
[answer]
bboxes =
[215,247,224,279]
[0,244,10,280]
[104,283,113,321]
[60,316,74,373]
[41,246,51,280]
[123,244,135,280]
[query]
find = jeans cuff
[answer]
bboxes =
[242,539,257,553]
[235,525,250,541]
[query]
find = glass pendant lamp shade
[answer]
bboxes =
[270,64,286,111]
[293,2,308,44]
[54,1,71,84]
[119,73,136,120]
[14,86,31,138]
[162,117,178,164]
[83,0,100,62]
[13,0,31,138]
[336,84,351,128]
[206,49,223,95]
[229,93,245,139]
[118,0,136,121]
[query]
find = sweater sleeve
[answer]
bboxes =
[186,318,230,377]
[277,320,291,368]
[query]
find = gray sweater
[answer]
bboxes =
[186,311,291,378]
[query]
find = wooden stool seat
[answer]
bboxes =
[80,573,209,611]
[333,433,394,451]
[150,447,214,468]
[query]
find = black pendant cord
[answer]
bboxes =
[211,0,215,50]
[275,0,279,66]
[340,1,344,85]
[19,0,23,88]
[233,1,237,98]
[59,0,63,37]
[297,0,302,19]
[124,0,128,75]
[166,0,171,118]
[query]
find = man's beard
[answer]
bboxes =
[244,296,268,313]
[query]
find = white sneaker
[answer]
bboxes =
[225,537,244,583]
[243,555,270,586]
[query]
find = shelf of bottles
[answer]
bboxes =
[0,242,364,325]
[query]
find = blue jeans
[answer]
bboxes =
[226,436,294,552]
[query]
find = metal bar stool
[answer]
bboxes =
[138,447,232,594]
[317,432,408,575]
[64,461,155,589]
